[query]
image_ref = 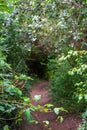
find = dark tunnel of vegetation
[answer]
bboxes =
[27,52,49,79]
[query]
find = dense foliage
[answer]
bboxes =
[0,0,87,129]
[48,50,87,111]
[46,0,87,112]
[0,1,32,129]
[78,109,87,130]
[0,46,32,129]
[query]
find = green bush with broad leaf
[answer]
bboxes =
[48,50,87,112]
[0,46,32,129]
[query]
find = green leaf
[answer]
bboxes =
[44,104,54,108]
[0,106,5,111]
[5,85,22,96]
[19,74,27,80]
[54,108,60,115]
[43,120,50,126]
[23,97,30,103]
[24,108,32,122]
[3,125,10,130]
[59,107,68,112]
[33,95,41,101]
[16,88,22,96]
[57,116,64,123]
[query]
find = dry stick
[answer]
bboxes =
[0,116,21,121]
[0,99,28,106]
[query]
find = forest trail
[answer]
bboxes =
[18,81,81,130]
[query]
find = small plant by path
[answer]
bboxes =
[18,81,82,130]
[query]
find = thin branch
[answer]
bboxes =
[0,116,21,121]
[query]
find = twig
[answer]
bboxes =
[0,116,21,121]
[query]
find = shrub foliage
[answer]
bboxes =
[0,0,87,129]
[48,50,87,111]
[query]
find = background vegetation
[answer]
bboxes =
[0,0,87,129]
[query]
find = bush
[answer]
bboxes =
[0,46,31,129]
[48,50,87,111]
[78,109,87,130]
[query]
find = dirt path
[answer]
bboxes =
[18,81,81,130]
[30,81,51,105]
